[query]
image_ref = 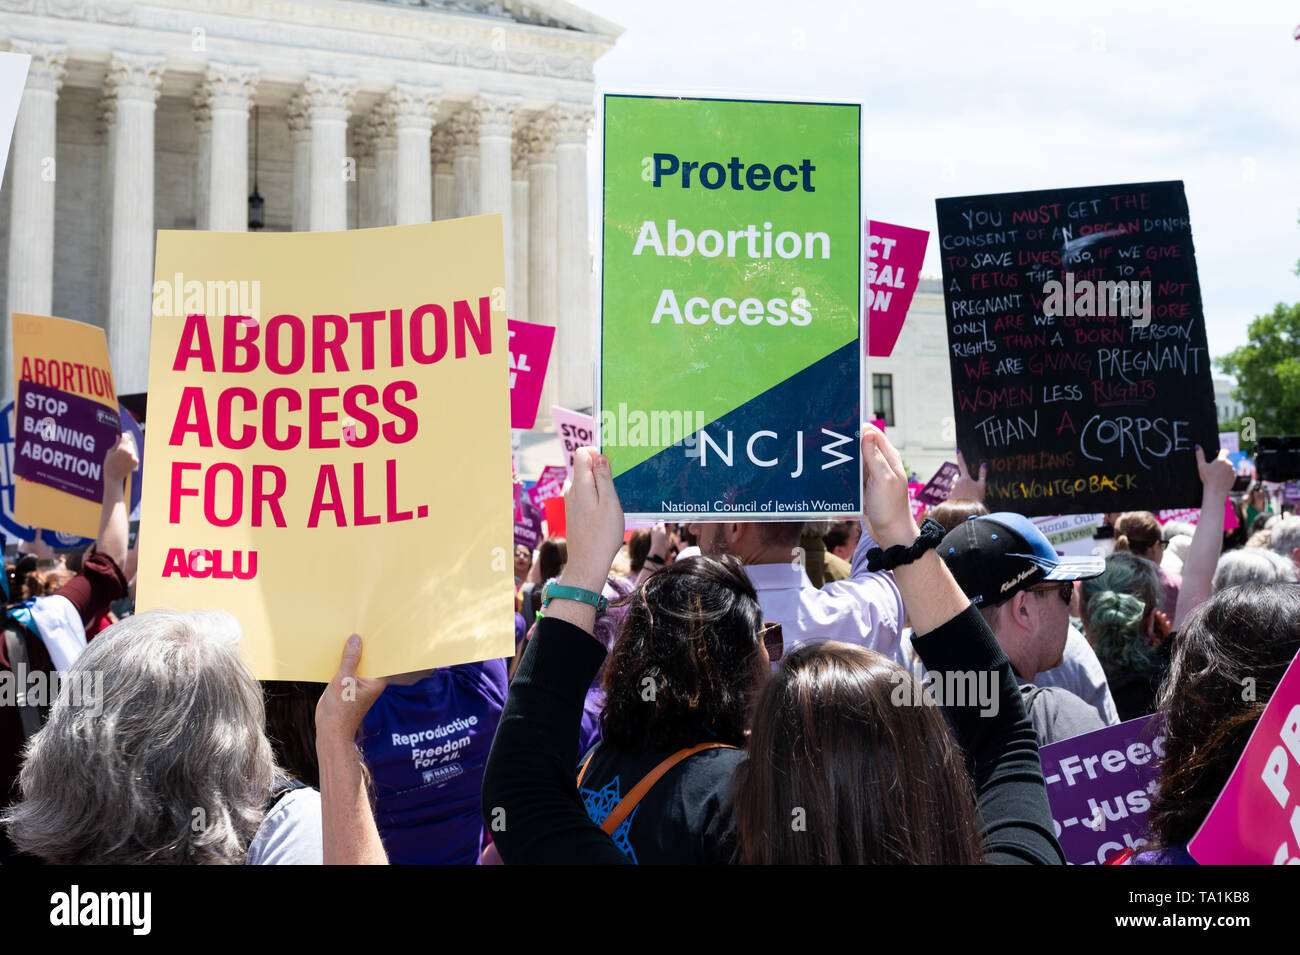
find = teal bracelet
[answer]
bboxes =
[539,580,608,615]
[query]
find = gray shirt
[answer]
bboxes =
[1020,682,1107,747]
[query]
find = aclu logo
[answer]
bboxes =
[50,885,151,936]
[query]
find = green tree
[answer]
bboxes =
[1216,301,1300,436]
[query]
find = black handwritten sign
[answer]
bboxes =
[935,181,1218,517]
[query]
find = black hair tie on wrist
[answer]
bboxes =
[865,518,947,572]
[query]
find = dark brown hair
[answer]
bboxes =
[734,642,985,865]
[262,680,325,789]
[600,556,768,752]
[627,529,652,574]
[537,537,567,585]
[1148,584,1300,849]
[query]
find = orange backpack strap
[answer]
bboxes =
[598,742,736,836]
[576,749,596,788]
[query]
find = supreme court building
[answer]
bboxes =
[0,0,620,419]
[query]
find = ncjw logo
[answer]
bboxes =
[50,885,151,935]
[696,427,854,478]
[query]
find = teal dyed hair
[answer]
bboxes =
[1081,551,1165,677]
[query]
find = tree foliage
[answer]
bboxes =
[1216,301,1300,436]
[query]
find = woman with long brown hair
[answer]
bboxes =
[483,429,1062,865]
[735,642,984,864]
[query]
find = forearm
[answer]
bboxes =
[96,477,130,571]
[888,534,971,636]
[911,605,1063,865]
[482,617,628,864]
[316,734,387,865]
[1173,486,1226,631]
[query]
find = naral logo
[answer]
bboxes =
[50,885,151,935]
[697,428,854,479]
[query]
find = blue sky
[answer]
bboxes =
[580,0,1300,361]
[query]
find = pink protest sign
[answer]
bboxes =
[508,319,556,430]
[1039,714,1165,865]
[552,406,596,479]
[1188,648,1300,864]
[907,482,927,521]
[1155,497,1239,532]
[865,220,929,358]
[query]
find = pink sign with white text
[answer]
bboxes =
[865,220,929,358]
[508,319,556,430]
[1188,648,1300,864]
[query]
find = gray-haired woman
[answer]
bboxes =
[2,611,387,865]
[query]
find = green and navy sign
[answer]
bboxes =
[599,93,862,519]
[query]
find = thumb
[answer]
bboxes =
[572,446,595,490]
[337,633,362,681]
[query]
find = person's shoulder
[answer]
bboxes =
[246,786,323,866]
[1027,685,1106,739]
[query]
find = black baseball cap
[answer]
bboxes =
[939,512,1105,608]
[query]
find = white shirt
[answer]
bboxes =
[745,523,905,662]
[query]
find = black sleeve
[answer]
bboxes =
[911,604,1065,866]
[482,615,631,865]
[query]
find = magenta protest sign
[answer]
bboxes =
[865,220,929,358]
[916,461,959,506]
[508,319,556,430]
[1188,649,1300,864]
[1155,497,1239,532]
[907,482,926,521]
[1039,714,1165,865]
[527,465,567,510]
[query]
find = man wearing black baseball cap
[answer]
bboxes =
[935,512,1109,746]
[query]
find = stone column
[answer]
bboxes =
[105,52,164,394]
[4,40,66,396]
[475,94,519,309]
[448,106,479,219]
[286,94,312,231]
[367,98,397,228]
[199,63,259,232]
[554,103,593,411]
[193,98,211,231]
[391,84,438,226]
[353,122,376,229]
[302,74,356,232]
[511,134,529,323]
[431,126,454,220]
[526,110,559,421]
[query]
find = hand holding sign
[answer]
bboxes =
[949,450,987,503]
[861,423,917,549]
[103,432,139,488]
[1196,445,1236,498]
[560,448,626,593]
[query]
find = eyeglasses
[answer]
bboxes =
[1028,581,1073,605]
[759,622,783,662]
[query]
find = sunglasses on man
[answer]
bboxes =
[1027,581,1073,605]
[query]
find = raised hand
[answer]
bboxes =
[950,449,987,503]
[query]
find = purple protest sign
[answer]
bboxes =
[1188,648,1300,864]
[865,220,929,358]
[508,319,556,430]
[13,381,121,504]
[514,498,544,551]
[916,461,959,506]
[1285,481,1300,504]
[1039,714,1165,865]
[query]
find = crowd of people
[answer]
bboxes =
[1,427,1298,865]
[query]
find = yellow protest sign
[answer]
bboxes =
[11,312,121,539]
[137,218,514,680]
